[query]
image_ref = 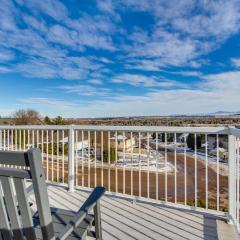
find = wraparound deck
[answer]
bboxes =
[28,183,238,240]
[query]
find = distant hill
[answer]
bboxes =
[209,111,240,116]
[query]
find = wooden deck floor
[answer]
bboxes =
[28,184,239,240]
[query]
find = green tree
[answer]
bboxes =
[103,148,116,163]
[44,116,52,125]
[187,134,202,150]
[152,132,156,139]
[54,116,65,125]
[167,133,174,142]
[39,142,68,155]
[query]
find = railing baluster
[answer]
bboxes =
[62,130,65,184]
[101,131,103,187]
[174,133,177,204]
[57,130,59,182]
[184,133,187,206]
[94,130,97,187]
[19,129,21,151]
[75,130,78,186]
[82,130,84,188]
[237,137,240,230]
[41,130,43,164]
[194,133,197,208]
[11,129,13,150]
[7,129,9,151]
[68,125,75,192]
[3,130,6,151]
[115,131,118,193]
[217,134,219,211]
[88,130,90,189]
[156,132,158,200]
[51,130,54,182]
[3,130,6,168]
[46,130,49,181]
[32,129,35,148]
[36,129,39,148]
[15,129,18,151]
[138,132,141,198]
[205,134,208,210]
[123,131,126,195]
[131,132,133,197]
[147,132,150,199]
[165,132,167,203]
[27,129,30,150]
[108,131,110,192]
[228,134,237,223]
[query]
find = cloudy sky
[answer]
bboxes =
[1,0,240,117]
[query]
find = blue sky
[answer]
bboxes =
[1,0,240,117]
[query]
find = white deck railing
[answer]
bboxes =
[0,125,240,231]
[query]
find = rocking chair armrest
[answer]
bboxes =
[56,187,105,240]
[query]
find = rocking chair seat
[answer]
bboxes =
[33,208,95,239]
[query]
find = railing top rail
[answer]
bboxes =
[72,125,229,134]
[0,125,230,134]
[229,126,240,138]
[0,125,70,130]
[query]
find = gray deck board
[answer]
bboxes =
[27,184,239,240]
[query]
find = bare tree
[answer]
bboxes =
[13,109,41,125]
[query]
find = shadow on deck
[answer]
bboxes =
[28,184,239,240]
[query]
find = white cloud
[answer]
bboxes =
[167,70,203,77]
[231,58,240,68]
[0,0,118,83]
[47,25,77,47]
[112,73,186,88]
[58,84,110,96]
[0,0,18,31]
[112,74,157,86]
[17,0,68,21]
[22,14,47,33]
[0,66,11,73]
[203,71,240,93]
[17,70,239,117]
[15,57,91,80]
[97,57,114,64]
[88,79,103,85]
[1,0,240,82]
[19,97,79,108]
[120,0,240,68]
[0,49,15,61]
[65,15,116,51]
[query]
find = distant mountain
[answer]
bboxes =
[208,111,240,116]
[171,111,240,117]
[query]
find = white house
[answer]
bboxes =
[177,133,189,142]
[60,137,89,151]
[110,134,136,151]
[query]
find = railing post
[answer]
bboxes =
[228,133,236,224]
[68,125,75,192]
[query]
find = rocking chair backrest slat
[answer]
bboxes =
[0,168,32,179]
[13,178,36,239]
[0,176,24,240]
[0,185,12,240]
[0,151,30,166]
